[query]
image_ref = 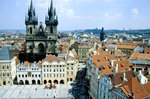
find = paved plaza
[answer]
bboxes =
[0,84,74,99]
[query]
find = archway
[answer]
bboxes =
[37,80,40,84]
[32,80,36,84]
[19,80,24,85]
[60,80,64,84]
[3,81,6,85]
[48,80,52,84]
[25,80,29,85]
[44,80,47,84]
[54,80,58,84]
[38,43,44,53]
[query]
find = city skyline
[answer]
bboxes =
[0,0,150,31]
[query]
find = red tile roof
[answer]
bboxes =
[44,54,64,62]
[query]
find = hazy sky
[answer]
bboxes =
[0,0,150,31]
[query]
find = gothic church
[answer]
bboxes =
[20,0,58,62]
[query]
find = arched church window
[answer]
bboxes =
[30,27,32,34]
[29,46,32,50]
[50,27,53,33]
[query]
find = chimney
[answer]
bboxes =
[123,72,127,82]
[113,64,118,73]
[111,60,114,67]
[115,64,118,73]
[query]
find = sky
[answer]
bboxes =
[0,0,150,31]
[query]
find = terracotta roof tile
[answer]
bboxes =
[130,51,150,60]
[111,70,135,86]
[25,61,31,66]
[44,54,64,62]
[120,77,150,99]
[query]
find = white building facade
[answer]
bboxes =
[17,62,42,85]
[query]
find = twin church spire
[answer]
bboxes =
[25,0,58,25]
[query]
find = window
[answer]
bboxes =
[70,78,72,81]
[67,71,69,75]
[60,69,61,72]
[35,74,37,77]
[67,67,69,70]
[54,69,55,72]
[32,74,34,77]
[47,74,49,77]
[25,75,27,77]
[39,74,40,77]
[50,27,53,33]
[67,78,69,81]
[30,27,32,34]
[47,69,49,72]
[71,67,73,70]
[19,75,20,77]
[22,75,24,78]
[71,71,73,75]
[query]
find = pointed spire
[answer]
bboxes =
[26,0,38,25]
[50,0,53,11]
[49,0,53,15]
[56,15,58,20]
[30,0,33,11]
[54,8,56,16]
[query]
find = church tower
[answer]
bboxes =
[25,0,38,39]
[19,0,59,62]
[45,0,58,54]
[100,27,105,41]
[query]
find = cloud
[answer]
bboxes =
[131,8,139,15]
[104,12,122,18]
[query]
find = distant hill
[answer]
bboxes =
[0,29,150,35]
[0,29,25,34]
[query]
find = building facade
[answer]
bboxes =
[42,55,66,84]
[17,61,42,85]
[72,42,94,63]
[0,46,16,86]
[42,49,78,85]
